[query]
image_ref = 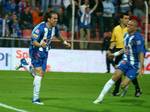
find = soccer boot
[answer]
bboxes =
[32,99,44,105]
[135,89,142,97]
[16,58,28,70]
[93,98,103,104]
[112,92,120,96]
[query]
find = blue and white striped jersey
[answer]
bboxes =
[78,5,93,29]
[122,32,146,68]
[29,22,60,52]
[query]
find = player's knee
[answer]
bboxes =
[121,84,126,89]
[121,82,128,89]
[35,68,44,77]
[112,72,122,81]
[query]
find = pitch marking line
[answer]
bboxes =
[0,102,28,112]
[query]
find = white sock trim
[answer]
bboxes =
[97,79,115,100]
[33,75,42,101]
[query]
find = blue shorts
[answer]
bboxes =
[117,60,138,80]
[29,49,48,72]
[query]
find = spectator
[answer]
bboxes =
[0,0,2,14]
[8,13,21,47]
[50,0,63,13]
[0,14,2,37]
[9,13,21,38]
[31,6,43,26]
[119,0,132,13]
[102,0,115,32]
[18,0,28,14]
[63,0,79,32]
[41,0,50,13]
[20,6,33,29]
[78,0,98,49]
[132,0,145,19]
[95,0,104,39]
[2,13,10,37]
[57,7,67,31]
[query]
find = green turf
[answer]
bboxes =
[0,71,150,112]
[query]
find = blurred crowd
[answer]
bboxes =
[0,0,149,49]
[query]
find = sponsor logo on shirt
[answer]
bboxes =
[33,34,38,38]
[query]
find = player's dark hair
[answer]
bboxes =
[43,11,58,22]
[119,12,128,19]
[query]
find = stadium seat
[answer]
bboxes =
[60,31,71,40]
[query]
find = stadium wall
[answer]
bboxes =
[0,48,150,74]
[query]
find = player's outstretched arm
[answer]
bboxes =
[57,36,71,48]
[32,41,47,48]
[138,52,144,76]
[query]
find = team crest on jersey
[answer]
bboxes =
[35,29,40,34]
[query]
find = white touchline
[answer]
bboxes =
[0,102,28,112]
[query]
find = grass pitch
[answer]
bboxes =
[0,71,150,112]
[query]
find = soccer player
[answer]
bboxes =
[18,11,70,105]
[108,12,142,97]
[93,19,145,104]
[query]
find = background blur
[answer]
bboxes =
[0,0,149,49]
[0,0,150,73]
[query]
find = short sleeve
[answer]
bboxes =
[135,35,145,54]
[31,26,43,42]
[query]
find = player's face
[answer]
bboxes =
[127,21,137,34]
[122,15,130,26]
[48,14,58,27]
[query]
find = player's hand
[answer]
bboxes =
[107,51,114,60]
[63,41,71,48]
[139,66,144,77]
[40,41,47,48]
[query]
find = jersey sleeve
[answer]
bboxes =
[135,35,145,54]
[31,25,43,42]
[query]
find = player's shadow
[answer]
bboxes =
[120,98,150,109]
[47,105,101,112]
[42,97,66,101]
[21,97,66,101]
[119,98,145,105]
[118,98,150,109]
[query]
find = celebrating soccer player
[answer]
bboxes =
[93,19,146,104]
[17,11,70,105]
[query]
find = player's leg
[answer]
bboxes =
[32,57,47,105]
[16,58,35,77]
[132,77,142,97]
[120,67,139,97]
[93,69,123,104]
[112,78,122,96]
[80,28,85,49]
[32,67,44,105]
[112,53,123,96]
[120,76,131,97]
